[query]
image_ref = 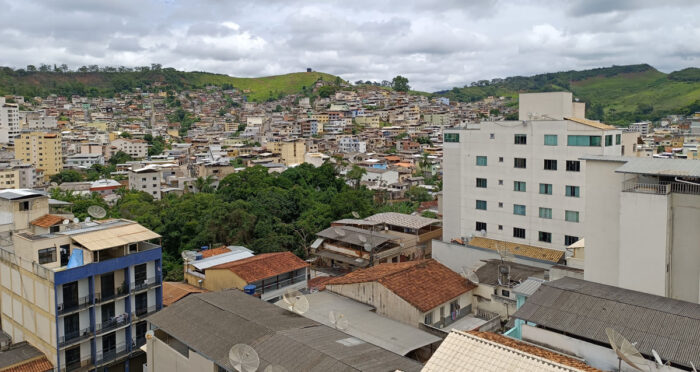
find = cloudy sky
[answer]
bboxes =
[1,0,699,91]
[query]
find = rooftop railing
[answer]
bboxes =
[95,314,129,335]
[133,305,158,320]
[622,179,700,196]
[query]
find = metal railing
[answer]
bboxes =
[62,356,92,372]
[131,276,160,293]
[95,314,130,334]
[95,342,129,366]
[254,274,306,295]
[669,181,700,195]
[622,179,700,196]
[58,295,92,315]
[133,305,158,319]
[95,283,129,303]
[59,327,92,347]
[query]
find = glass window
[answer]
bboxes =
[476,222,487,232]
[565,235,579,246]
[514,158,526,168]
[501,289,510,297]
[616,134,621,145]
[539,207,552,219]
[424,312,433,324]
[565,185,580,197]
[38,247,56,264]
[566,160,581,172]
[514,134,527,145]
[539,183,552,195]
[605,135,613,146]
[476,200,487,210]
[565,210,580,222]
[513,181,526,192]
[544,134,558,146]
[539,231,552,243]
[544,159,557,170]
[476,178,487,188]
[476,156,487,166]
[444,133,460,142]
[499,157,504,162]
[513,227,525,239]
[590,136,602,146]
[513,204,526,216]
[567,135,602,146]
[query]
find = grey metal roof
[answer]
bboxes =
[0,189,46,200]
[147,289,422,372]
[513,277,700,369]
[512,277,545,297]
[0,341,46,369]
[582,155,700,178]
[316,225,396,248]
[366,212,440,230]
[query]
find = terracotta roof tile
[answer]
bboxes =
[308,276,333,291]
[327,259,476,312]
[210,252,309,283]
[2,357,53,372]
[30,214,66,228]
[469,331,601,372]
[163,282,207,307]
[200,246,230,258]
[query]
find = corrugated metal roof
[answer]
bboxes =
[191,250,254,270]
[316,225,396,248]
[513,277,546,297]
[513,277,700,369]
[71,222,160,251]
[614,157,700,178]
[365,212,440,230]
[0,189,46,200]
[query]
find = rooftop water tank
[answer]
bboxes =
[243,284,256,295]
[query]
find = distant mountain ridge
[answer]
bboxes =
[437,64,700,125]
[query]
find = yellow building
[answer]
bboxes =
[15,131,62,180]
[0,168,19,189]
[355,115,380,128]
[267,139,306,166]
[311,113,329,123]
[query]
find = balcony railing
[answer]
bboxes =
[623,179,700,196]
[131,276,160,293]
[95,314,129,335]
[133,305,158,320]
[59,327,92,347]
[134,336,147,349]
[58,295,92,315]
[95,283,129,303]
[62,356,92,372]
[95,342,129,366]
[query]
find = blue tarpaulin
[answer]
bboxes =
[66,249,83,268]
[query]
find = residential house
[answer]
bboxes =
[109,138,148,159]
[182,246,254,289]
[129,166,162,200]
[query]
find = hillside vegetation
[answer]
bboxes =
[0,66,340,102]
[438,64,700,125]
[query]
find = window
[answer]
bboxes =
[476,178,487,188]
[539,183,552,195]
[476,156,487,166]
[424,311,433,324]
[605,135,613,146]
[134,263,147,285]
[513,181,526,192]
[616,134,621,145]
[567,135,602,146]
[538,231,552,243]
[498,180,503,185]
[476,222,487,232]
[513,227,525,239]
[514,158,526,168]
[498,202,503,208]
[544,134,558,146]
[476,200,487,210]
[565,235,579,246]
[539,207,552,219]
[513,204,526,216]
[514,134,527,145]
[19,201,29,211]
[444,133,460,142]
[566,160,581,172]
[565,210,580,222]
[50,225,60,233]
[565,185,580,197]
[498,225,503,230]
[501,289,510,297]
[38,247,56,264]
[499,157,504,162]
[490,133,495,139]
[544,159,557,170]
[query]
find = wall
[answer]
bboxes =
[669,193,700,303]
[518,92,573,120]
[201,268,247,292]
[326,282,423,326]
[432,240,553,275]
[148,333,215,372]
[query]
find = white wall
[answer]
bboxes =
[519,92,573,120]
[669,193,700,303]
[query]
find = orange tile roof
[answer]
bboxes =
[327,259,476,312]
[162,282,207,306]
[30,214,66,228]
[564,117,617,130]
[308,276,334,291]
[467,237,565,263]
[469,331,601,372]
[2,357,53,372]
[200,246,230,258]
[210,252,309,283]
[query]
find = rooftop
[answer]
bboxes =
[365,212,440,230]
[147,289,422,372]
[30,214,67,228]
[67,221,161,251]
[467,237,565,264]
[210,251,309,283]
[162,281,207,307]
[582,155,700,178]
[474,259,547,287]
[326,259,475,312]
[316,225,397,248]
[0,342,53,372]
[0,189,46,200]
[564,117,617,131]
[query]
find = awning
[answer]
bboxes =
[72,223,161,251]
[313,250,369,267]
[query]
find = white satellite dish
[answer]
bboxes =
[651,349,663,366]
[263,365,288,372]
[282,290,309,315]
[181,250,197,262]
[605,328,649,371]
[334,227,346,237]
[87,205,107,219]
[72,218,79,224]
[229,344,260,372]
[358,235,367,244]
[351,211,360,219]
[329,310,349,331]
[460,267,480,284]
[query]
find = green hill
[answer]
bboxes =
[0,67,341,102]
[438,64,700,125]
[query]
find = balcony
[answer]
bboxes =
[59,327,92,348]
[132,305,158,320]
[58,295,92,316]
[95,314,130,335]
[62,356,93,372]
[254,273,307,295]
[95,283,129,304]
[131,276,160,293]
[623,179,700,196]
[95,342,129,366]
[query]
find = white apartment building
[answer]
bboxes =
[129,166,162,200]
[442,92,622,251]
[0,97,20,144]
[65,153,105,168]
[109,138,148,159]
[20,110,58,129]
[583,156,700,303]
[337,135,367,153]
[628,121,651,136]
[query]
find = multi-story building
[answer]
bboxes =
[337,135,367,153]
[583,156,700,303]
[14,131,63,181]
[109,138,148,159]
[20,110,58,129]
[442,92,622,251]
[266,139,306,166]
[0,97,20,144]
[0,167,19,190]
[627,121,651,136]
[65,154,105,169]
[0,189,163,371]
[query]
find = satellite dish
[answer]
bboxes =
[460,267,480,284]
[651,349,663,366]
[351,211,360,219]
[263,366,288,372]
[87,205,107,219]
[62,219,69,225]
[334,227,346,237]
[282,290,309,315]
[73,218,79,224]
[181,250,197,262]
[363,243,372,252]
[605,328,649,371]
[358,235,367,243]
[229,344,260,372]
[329,310,349,331]
[480,229,486,236]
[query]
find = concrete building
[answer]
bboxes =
[65,154,105,169]
[20,110,58,130]
[583,156,700,303]
[109,138,148,159]
[129,166,162,200]
[266,139,306,166]
[14,131,62,180]
[628,121,651,136]
[442,92,622,251]
[338,135,367,153]
[0,189,163,371]
[0,98,20,144]
[0,167,19,190]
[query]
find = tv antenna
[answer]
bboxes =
[329,310,349,331]
[87,205,107,219]
[228,344,260,372]
[605,328,649,371]
[282,289,309,315]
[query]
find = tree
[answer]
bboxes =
[391,75,410,92]
[318,86,336,98]
[405,186,432,203]
[119,131,132,138]
[109,151,134,165]
[194,175,216,193]
[346,165,367,189]
[50,170,84,184]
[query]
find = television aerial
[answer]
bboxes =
[282,289,309,315]
[329,310,349,331]
[87,205,107,219]
[228,344,260,372]
[605,328,648,371]
[263,365,288,372]
[497,244,514,262]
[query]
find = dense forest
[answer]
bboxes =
[50,163,424,281]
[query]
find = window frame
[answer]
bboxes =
[565,210,580,223]
[544,134,558,146]
[475,200,487,210]
[565,235,579,246]
[513,227,526,239]
[543,159,557,170]
[605,135,613,146]
[538,231,552,243]
[539,183,553,195]
[476,178,487,188]
[475,221,487,232]
[513,181,526,192]
[566,160,581,172]
[565,185,580,198]
[476,156,487,166]
[514,134,527,145]
[38,247,57,264]
[513,204,526,216]
[539,207,552,219]
[514,158,527,169]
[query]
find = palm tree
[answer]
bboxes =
[194,175,216,193]
[346,165,367,190]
